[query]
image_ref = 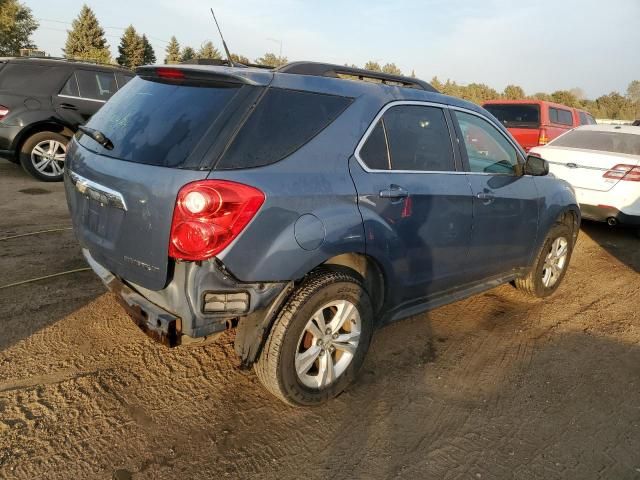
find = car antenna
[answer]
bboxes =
[210,8,236,67]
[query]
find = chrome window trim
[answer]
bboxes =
[68,170,127,211]
[354,100,461,175]
[58,94,107,104]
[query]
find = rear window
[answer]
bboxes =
[549,107,573,125]
[216,88,352,169]
[483,104,540,129]
[550,130,640,156]
[80,76,244,168]
[0,63,70,95]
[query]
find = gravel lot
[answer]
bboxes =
[1,159,639,480]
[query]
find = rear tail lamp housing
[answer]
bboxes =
[538,128,548,145]
[603,164,640,182]
[169,180,265,261]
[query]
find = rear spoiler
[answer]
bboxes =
[135,65,272,87]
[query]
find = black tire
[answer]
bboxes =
[254,269,374,406]
[19,131,68,182]
[515,223,574,298]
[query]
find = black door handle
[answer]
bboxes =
[59,103,79,111]
[379,185,409,199]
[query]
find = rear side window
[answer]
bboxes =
[59,73,79,97]
[359,105,455,172]
[116,73,134,89]
[0,63,70,95]
[483,104,540,128]
[550,130,640,155]
[578,111,596,125]
[76,70,117,101]
[80,76,244,168]
[549,107,573,125]
[216,88,352,169]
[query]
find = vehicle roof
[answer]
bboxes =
[574,124,640,135]
[144,63,483,111]
[0,56,130,72]
[483,99,576,110]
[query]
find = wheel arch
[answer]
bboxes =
[12,120,74,160]
[234,252,387,367]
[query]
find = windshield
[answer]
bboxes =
[484,104,540,129]
[79,76,246,168]
[550,130,640,156]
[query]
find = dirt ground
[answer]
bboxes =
[0,158,639,480]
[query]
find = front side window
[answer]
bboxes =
[75,70,117,101]
[454,110,520,175]
[359,104,455,172]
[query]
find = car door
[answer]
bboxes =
[451,108,540,279]
[349,102,473,310]
[54,69,117,126]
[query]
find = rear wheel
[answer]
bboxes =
[515,223,573,298]
[254,269,374,406]
[19,131,68,182]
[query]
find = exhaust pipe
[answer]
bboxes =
[606,217,618,226]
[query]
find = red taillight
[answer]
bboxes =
[156,67,185,80]
[0,105,9,121]
[169,180,265,261]
[538,128,548,145]
[603,164,640,182]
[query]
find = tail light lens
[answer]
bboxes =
[0,105,9,121]
[169,180,265,261]
[603,164,640,182]
[538,128,548,145]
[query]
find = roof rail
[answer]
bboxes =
[276,61,439,92]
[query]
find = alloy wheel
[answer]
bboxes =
[295,300,361,389]
[31,139,66,178]
[542,237,568,288]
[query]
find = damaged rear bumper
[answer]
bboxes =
[82,248,290,348]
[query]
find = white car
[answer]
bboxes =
[530,125,640,233]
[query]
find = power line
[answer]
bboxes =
[36,18,170,43]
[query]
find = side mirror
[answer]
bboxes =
[524,154,549,176]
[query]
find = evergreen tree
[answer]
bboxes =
[164,36,181,64]
[64,4,110,62]
[0,0,38,56]
[142,34,156,64]
[364,61,382,72]
[181,46,196,62]
[381,63,402,75]
[197,41,221,60]
[255,52,287,67]
[116,25,144,68]
[230,53,250,65]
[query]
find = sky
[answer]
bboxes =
[28,0,640,99]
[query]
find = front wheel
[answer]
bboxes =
[254,269,374,406]
[515,223,574,298]
[19,131,68,182]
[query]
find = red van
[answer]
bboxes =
[482,100,596,151]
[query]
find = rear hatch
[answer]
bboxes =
[535,129,640,192]
[65,66,269,290]
[483,103,541,150]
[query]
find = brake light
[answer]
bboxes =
[169,180,265,261]
[156,67,185,80]
[603,164,640,182]
[538,128,548,145]
[0,105,9,121]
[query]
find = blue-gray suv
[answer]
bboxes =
[65,62,580,406]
